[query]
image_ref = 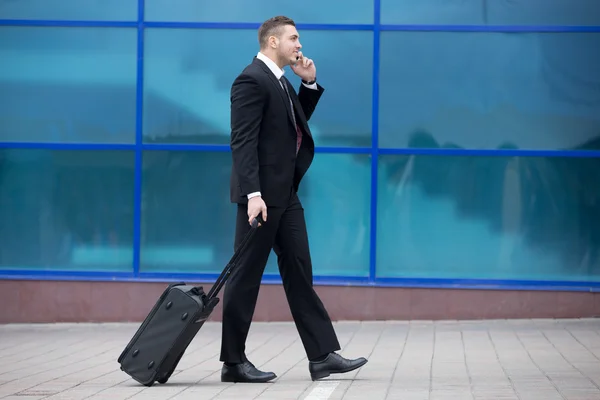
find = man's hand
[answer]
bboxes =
[291,51,316,82]
[247,196,267,226]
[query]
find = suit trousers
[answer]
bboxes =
[219,190,341,363]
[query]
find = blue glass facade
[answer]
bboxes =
[1,0,599,291]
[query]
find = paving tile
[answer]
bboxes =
[0,319,599,399]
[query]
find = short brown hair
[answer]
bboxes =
[258,16,296,49]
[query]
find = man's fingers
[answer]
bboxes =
[248,209,257,224]
[247,200,267,226]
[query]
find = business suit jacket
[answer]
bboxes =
[229,57,324,208]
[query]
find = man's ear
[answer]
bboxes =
[269,36,278,49]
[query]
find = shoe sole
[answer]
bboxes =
[310,359,369,381]
[221,375,277,383]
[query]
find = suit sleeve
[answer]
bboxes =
[230,73,264,196]
[298,82,324,121]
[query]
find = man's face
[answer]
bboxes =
[275,25,302,66]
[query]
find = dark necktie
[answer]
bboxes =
[280,77,302,154]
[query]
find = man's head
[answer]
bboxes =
[258,16,301,68]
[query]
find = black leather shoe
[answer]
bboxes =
[309,352,368,381]
[221,361,277,383]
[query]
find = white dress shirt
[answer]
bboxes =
[246,52,317,200]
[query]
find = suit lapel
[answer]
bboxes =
[254,58,295,129]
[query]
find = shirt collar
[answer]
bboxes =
[257,52,284,80]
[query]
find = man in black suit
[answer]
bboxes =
[220,15,368,383]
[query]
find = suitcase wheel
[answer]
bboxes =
[158,377,169,384]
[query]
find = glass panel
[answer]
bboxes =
[378,31,600,150]
[0,27,137,143]
[0,149,135,272]
[381,0,600,26]
[140,151,370,277]
[0,0,137,21]
[381,0,484,25]
[143,28,373,147]
[376,154,600,282]
[487,0,600,26]
[145,0,373,24]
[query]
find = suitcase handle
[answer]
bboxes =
[206,216,262,300]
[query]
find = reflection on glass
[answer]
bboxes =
[381,0,600,26]
[381,0,484,25]
[142,28,372,147]
[487,0,600,26]
[378,31,600,150]
[0,0,136,21]
[140,151,371,276]
[145,0,373,24]
[0,26,137,143]
[0,149,135,271]
[377,152,600,281]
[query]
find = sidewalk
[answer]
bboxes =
[0,319,599,399]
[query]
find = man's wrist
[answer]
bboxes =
[247,191,261,200]
[302,77,316,85]
[302,77,317,90]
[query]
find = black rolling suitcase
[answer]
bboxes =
[117,217,261,386]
